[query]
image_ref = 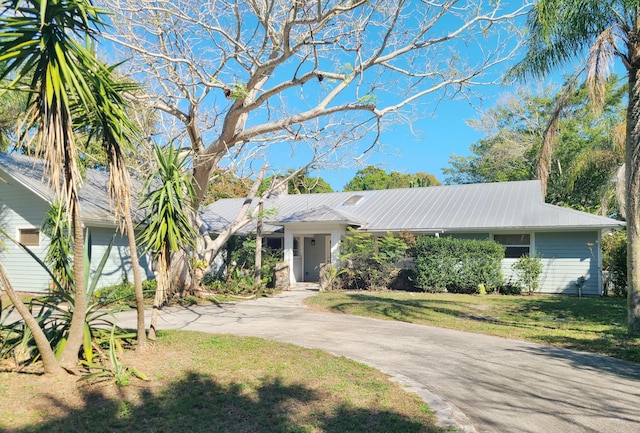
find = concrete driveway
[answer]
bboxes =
[115,285,640,433]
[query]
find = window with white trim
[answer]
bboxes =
[19,228,40,246]
[493,234,530,259]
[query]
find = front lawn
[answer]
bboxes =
[0,331,445,433]
[306,292,640,364]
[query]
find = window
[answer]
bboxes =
[494,234,530,259]
[19,228,40,246]
[342,195,363,206]
[293,237,300,256]
[266,237,283,250]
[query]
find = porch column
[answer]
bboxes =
[330,229,342,267]
[284,230,295,284]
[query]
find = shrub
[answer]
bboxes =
[1,229,139,370]
[94,279,156,305]
[339,230,408,290]
[94,282,136,304]
[414,236,504,293]
[511,254,543,295]
[389,268,417,291]
[226,236,283,288]
[499,280,522,295]
[602,230,627,296]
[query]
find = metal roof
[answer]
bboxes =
[0,151,145,227]
[202,180,625,234]
[272,205,365,225]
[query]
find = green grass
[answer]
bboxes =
[306,292,640,364]
[0,331,447,433]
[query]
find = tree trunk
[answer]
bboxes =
[149,245,169,340]
[182,166,268,292]
[169,249,193,296]
[254,200,264,289]
[615,163,627,219]
[626,65,640,335]
[58,197,87,370]
[192,149,222,210]
[0,264,66,376]
[123,205,147,349]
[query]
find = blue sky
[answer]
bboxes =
[317,92,491,190]
[262,4,534,191]
[98,0,576,192]
[307,71,530,191]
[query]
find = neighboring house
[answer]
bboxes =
[202,180,625,295]
[0,152,152,293]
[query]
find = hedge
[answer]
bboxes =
[414,236,504,293]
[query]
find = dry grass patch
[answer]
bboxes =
[0,331,446,433]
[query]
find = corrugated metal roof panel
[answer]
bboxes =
[202,180,625,234]
[0,152,145,226]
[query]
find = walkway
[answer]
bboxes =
[115,285,640,433]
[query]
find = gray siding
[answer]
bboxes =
[0,178,51,292]
[86,228,153,288]
[534,232,599,295]
[499,231,599,295]
[1,177,152,293]
[447,231,600,295]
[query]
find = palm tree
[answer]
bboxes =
[0,0,143,369]
[137,145,197,340]
[508,0,640,334]
[78,66,148,349]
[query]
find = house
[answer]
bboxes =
[202,180,625,295]
[0,151,152,293]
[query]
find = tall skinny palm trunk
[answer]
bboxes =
[123,202,147,349]
[59,196,86,369]
[149,244,170,340]
[0,264,65,376]
[626,64,640,334]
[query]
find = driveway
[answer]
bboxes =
[115,285,640,433]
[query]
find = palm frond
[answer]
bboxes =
[587,27,617,113]
[537,77,578,195]
[612,120,626,157]
[73,65,140,224]
[137,144,198,258]
[566,148,619,191]
[507,0,622,81]
[0,0,108,213]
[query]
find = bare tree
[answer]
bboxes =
[101,0,529,287]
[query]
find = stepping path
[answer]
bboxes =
[115,284,640,433]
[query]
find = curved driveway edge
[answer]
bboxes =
[115,287,640,433]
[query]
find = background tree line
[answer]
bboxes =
[444,75,627,216]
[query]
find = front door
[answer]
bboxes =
[303,234,328,281]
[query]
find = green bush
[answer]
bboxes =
[499,280,522,295]
[602,230,627,296]
[388,268,417,291]
[205,235,283,294]
[339,230,408,290]
[511,254,543,295]
[226,237,284,292]
[93,279,156,305]
[414,236,504,293]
